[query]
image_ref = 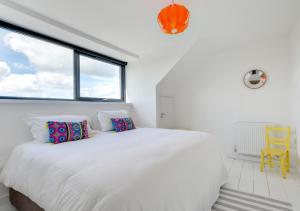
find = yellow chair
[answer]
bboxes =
[260,126,291,179]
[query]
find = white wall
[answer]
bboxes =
[290,18,300,170]
[126,43,195,127]
[174,37,292,154]
[0,101,133,168]
[126,54,171,128]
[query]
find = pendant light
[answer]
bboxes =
[157,0,190,34]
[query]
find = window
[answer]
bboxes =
[79,54,122,100]
[0,27,74,99]
[0,20,126,102]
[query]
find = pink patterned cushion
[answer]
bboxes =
[47,120,89,144]
[111,118,135,132]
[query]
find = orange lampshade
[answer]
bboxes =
[157,3,190,34]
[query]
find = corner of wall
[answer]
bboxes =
[297,157,300,176]
[290,16,300,176]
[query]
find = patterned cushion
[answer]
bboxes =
[111,118,136,132]
[47,120,89,144]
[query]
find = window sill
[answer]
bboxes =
[0,98,132,106]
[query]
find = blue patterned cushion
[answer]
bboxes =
[111,118,135,132]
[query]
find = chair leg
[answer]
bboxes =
[286,151,290,173]
[260,151,264,172]
[280,155,286,179]
[268,154,273,168]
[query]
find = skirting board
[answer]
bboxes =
[227,152,299,173]
[227,152,261,163]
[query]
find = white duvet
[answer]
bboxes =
[1,128,227,211]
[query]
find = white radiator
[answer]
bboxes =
[235,122,273,156]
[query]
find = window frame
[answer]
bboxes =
[75,50,126,102]
[0,20,127,102]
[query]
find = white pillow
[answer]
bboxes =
[97,110,129,131]
[25,114,94,142]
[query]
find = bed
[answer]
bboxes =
[1,128,227,211]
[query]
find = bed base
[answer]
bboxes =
[9,188,44,211]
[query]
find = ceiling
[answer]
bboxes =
[1,0,300,62]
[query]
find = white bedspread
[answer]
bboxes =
[1,128,227,211]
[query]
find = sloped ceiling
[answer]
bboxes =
[158,0,300,89]
[2,0,204,59]
[1,0,299,70]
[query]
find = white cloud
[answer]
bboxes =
[0,32,73,98]
[13,62,31,70]
[80,82,120,99]
[4,32,119,78]
[0,61,10,77]
[0,74,37,93]
[4,32,73,73]
[80,55,120,78]
[0,72,73,98]
[36,72,73,89]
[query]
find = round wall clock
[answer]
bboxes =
[243,69,267,89]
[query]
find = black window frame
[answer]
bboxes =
[0,20,127,102]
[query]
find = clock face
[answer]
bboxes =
[244,70,267,89]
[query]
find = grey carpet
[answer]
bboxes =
[212,186,293,211]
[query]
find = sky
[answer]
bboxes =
[0,28,121,99]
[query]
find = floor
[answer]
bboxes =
[0,196,15,211]
[224,157,300,210]
[0,158,299,211]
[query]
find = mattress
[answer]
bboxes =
[0,128,227,211]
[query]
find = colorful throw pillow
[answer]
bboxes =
[98,110,129,131]
[111,118,135,132]
[47,120,89,144]
[26,114,93,142]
